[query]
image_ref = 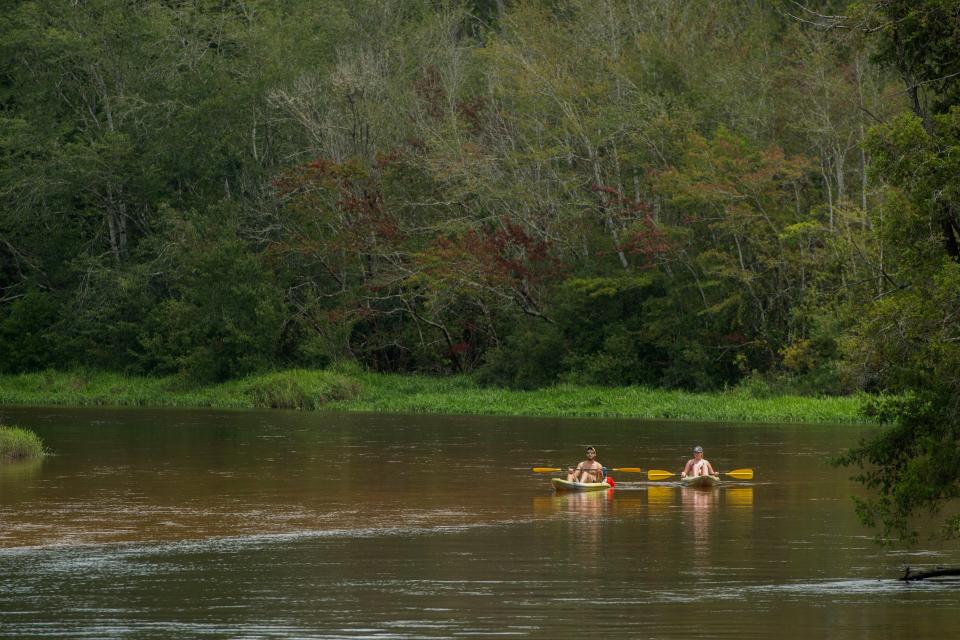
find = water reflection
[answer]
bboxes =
[533,489,613,569]
[681,486,718,557]
[725,486,754,508]
[532,488,614,518]
[612,496,644,516]
[0,457,44,487]
[2,408,957,639]
[646,485,676,511]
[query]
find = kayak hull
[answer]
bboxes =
[552,478,612,492]
[682,474,720,488]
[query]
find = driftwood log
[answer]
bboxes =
[900,566,960,581]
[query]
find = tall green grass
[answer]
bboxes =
[0,425,45,462]
[0,368,872,424]
[328,371,871,423]
[0,369,360,410]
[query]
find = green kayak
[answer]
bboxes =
[552,477,612,492]
[681,474,720,488]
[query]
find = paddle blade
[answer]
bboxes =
[532,467,563,473]
[647,470,675,481]
[611,467,642,473]
[724,468,754,480]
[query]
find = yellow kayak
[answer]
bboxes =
[552,478,612,492]
[681,474,720,488]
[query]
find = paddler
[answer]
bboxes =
[567,446,604,483]
[681,445,718,479]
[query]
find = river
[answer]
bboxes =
[0,406,955,638]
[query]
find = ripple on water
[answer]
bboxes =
[0,518,524,560]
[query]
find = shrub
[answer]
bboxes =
[0,425,45,462]
[474,325,566,389]
[242,370,361,409]
[136,235,284,383]
[0,292,67,373]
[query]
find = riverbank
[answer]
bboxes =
[0,425,45,462]
[0,368,872,424]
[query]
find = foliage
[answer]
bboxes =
[332,371,869,423]
[0,424,45,462]
[0,0,919,398]
[136,218,285,383]
[241,369,361,410]
[0,292,68,373]
[8,0,960,550]
[832,0,960,542]
[834,390,960,543]
[0,368,360,410]
[476,274,684,389]
[838,259,960,541]
[474,323,567,389]
[0,368,868,424]
[868,0,960,118]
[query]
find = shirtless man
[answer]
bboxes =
[680,446,717,479]
[567,446,605,483]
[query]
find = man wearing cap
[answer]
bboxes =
[681,446,717,479]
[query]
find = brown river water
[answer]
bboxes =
[0,406,957,638]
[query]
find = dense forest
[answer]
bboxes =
[2,0,959,538]
[0,0,942,386]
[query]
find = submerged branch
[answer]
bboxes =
[900,566,960,582]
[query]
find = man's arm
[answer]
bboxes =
[681,460,693,478]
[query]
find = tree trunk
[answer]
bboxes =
[855,57,869,215]
[820,153,834,232]
[940,209,960,260]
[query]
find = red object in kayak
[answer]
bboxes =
[605,476,615,487]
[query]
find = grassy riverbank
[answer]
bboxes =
[0,425,45,462]
[0,368,871,424]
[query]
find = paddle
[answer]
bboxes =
[532,467,643,473]
[647,468,754,481]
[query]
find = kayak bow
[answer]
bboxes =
[681,474,720,488]
[552,477,613,492]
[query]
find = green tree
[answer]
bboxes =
[655,129,816,374]
[836,0,960,542]
[137,215,284,382]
